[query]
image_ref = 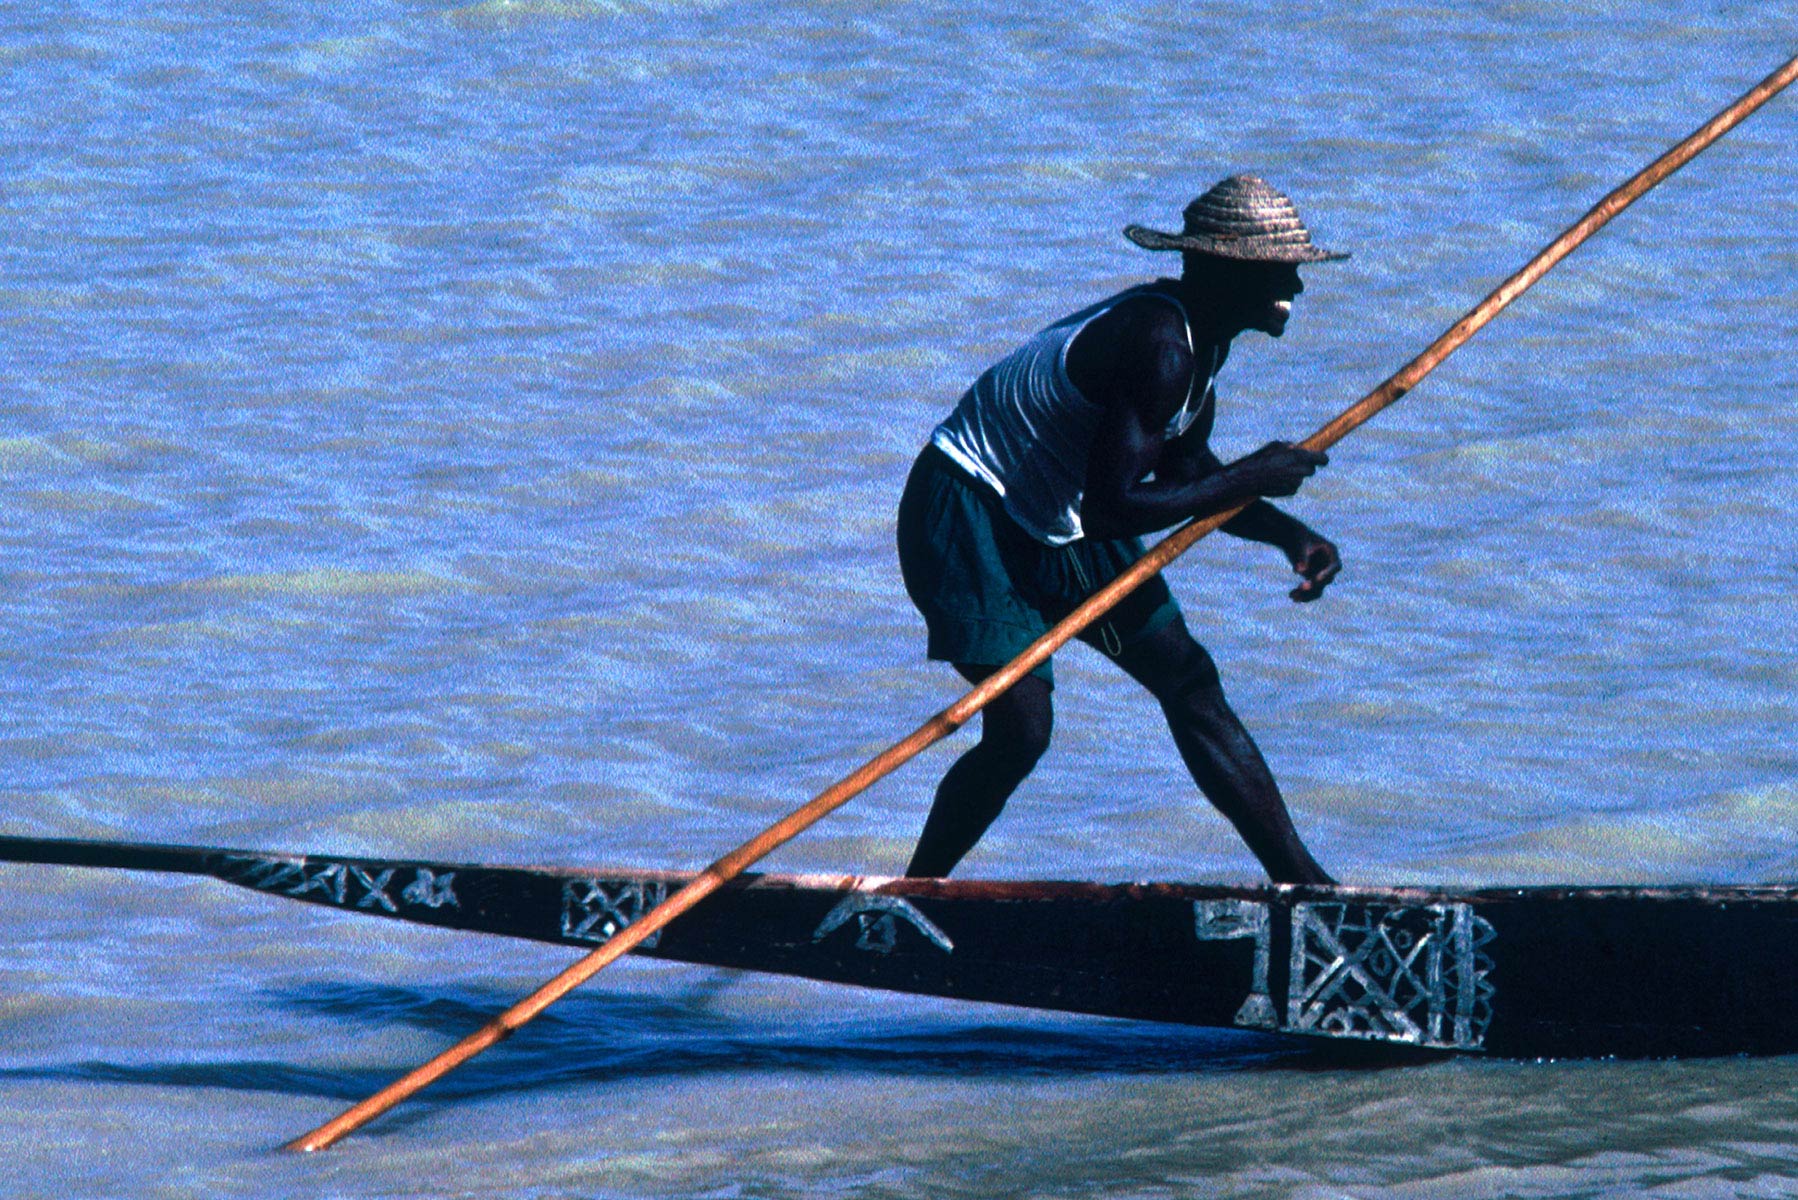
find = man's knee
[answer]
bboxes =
[991,701,1053,771]
[1123,623,1222,703]
[969,672,1054,771]
[1164,642,1222,704]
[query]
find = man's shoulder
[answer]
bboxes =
[1082,286,1195,364]
[1067,285,1194,405]
[1089,284,1189,337]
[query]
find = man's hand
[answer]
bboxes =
[1286,533,1341,602]
[1225,441,1328,501]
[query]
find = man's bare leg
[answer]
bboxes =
[1112,617,1334,885]
[904,667,1053,878]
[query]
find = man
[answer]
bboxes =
[895,174,1345,885]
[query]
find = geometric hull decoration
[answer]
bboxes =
[1287,901,1495,1050]
[561,879,670,949]
[812,893,955,956]
[221,855,461,914]
[1192,899,1278,1029]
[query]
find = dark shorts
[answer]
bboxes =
[895,445,1182,686]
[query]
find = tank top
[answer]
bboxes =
[930,284,1219,546]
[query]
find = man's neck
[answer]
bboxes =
[1159,275,1244,343]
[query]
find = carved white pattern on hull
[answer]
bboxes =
[1192,898,1495,1050]
[223,856,460,912]
[561,879,669,949]
[1192,899,1277,1029]
[812,894,954,955]
[400,868,459,909]
[1288,901,1494,1050]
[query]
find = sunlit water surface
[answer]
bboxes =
[3,1,1796,1196]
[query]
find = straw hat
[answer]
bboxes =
[1124,175,1348,264]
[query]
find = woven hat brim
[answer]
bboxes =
[1123,223,1349,264]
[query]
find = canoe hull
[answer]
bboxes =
[8,835,1798,1059]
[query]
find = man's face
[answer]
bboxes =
[1232,261,1305,338]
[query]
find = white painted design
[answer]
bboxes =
[561,879,668,949]
[351,867,397,911]
[227,857,351,904]
[292,863,348,903]
[400,869,459,909]
[224,856,460,914]
[1287,901,1495,1050]
[1192,899,1277,1029]
[812,894,954,955]
[1190,897,1495,1050]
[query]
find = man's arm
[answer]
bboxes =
[1160,429,1342,602]
[1073,299,1327,542]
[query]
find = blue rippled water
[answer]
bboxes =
[2,1,1796,1195]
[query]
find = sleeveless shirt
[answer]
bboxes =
[931,284,1218,546]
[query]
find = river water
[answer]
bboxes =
[3,2,1797,1196]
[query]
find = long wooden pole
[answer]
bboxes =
[289,53,1798,1152]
